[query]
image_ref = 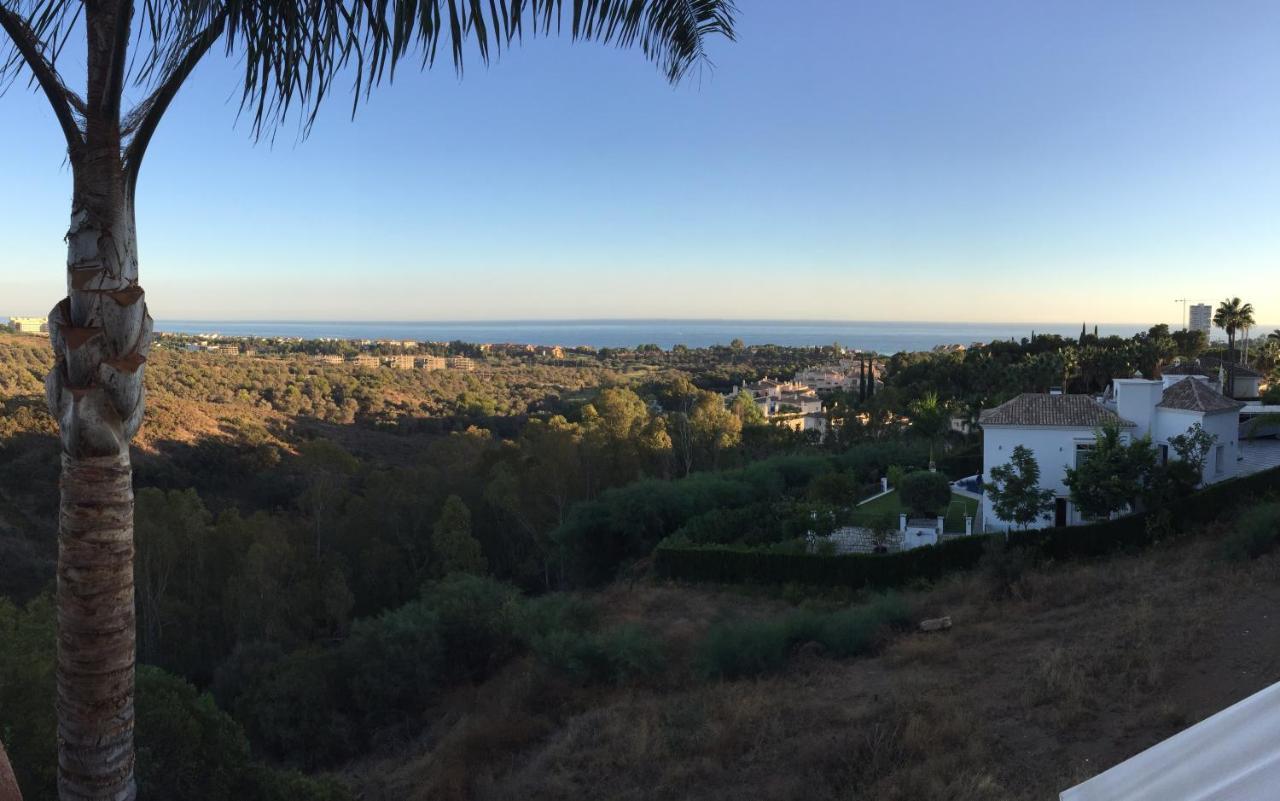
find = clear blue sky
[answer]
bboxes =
[2,0,1278,325]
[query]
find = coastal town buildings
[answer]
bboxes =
[9,316,48,335]
[730,378,827,434]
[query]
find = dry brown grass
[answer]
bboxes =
[348,535,1280,801]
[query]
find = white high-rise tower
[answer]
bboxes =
[1189,303,1212,337]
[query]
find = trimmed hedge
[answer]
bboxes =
[655,535,991,588]
[656,465,1280,589]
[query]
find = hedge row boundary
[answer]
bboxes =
[654,464,1280,588]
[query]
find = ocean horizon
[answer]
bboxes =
[150,319,1177,354]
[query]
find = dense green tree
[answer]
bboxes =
[1064,424,1158,519]
[985,446,1055,529]
[296,439,359,556]
[690,391,742,469]
[1172,328,1209,360]
[431,496,487,576]
[898,470,951,518]
[730,390,767,426]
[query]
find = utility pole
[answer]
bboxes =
[1175,298,1188,330]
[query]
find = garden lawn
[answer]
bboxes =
[851,490,977,533]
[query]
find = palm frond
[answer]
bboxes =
[129,0,735,140]
[0,0,85,147]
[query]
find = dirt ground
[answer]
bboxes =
[348,529,1280,801]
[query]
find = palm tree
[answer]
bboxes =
[1241,306,1257,365]
[1213,297,1255,398]
[0,3,736,799]
[1263,329,1280,370]
[909,391,950,469]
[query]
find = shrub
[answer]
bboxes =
[531,624,665,685]
[696,594,909,680]
[899,470,951,517]
[979,537,1032,600]
[809,471,861,505]
[813,593,911,657]
[422,574,521,682]
[225,646,355,767]
[515,592,598,641]
[0,602,352,801]
[886,465,906,492]
[696,618,791,680]
[340,600,442,723]
[598,624,667,682]
[1219,502,1280,561]
[135,666,252,801]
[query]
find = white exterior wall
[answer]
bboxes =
[1198,410,1239,483]
[1150,408,1238,485]
[982,425,1120,531]
[1115,379,1164,436]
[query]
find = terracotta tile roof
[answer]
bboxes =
[1158,379,1246,414]
[979,393,1135,428]
[1180,357,1264,378]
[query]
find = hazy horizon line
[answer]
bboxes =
[148,317,1186,327]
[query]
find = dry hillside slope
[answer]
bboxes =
[350,530,1280,801]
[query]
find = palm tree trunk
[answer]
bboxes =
[47,151,150,801]
[1223,330,1233,399]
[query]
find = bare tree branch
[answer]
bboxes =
[123,8,227,197]
[0,1,82,150]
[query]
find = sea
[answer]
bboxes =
[152,319,1156,354]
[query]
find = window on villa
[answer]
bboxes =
[1215,445,1225,475]
[1074,443,1094,468]
[1158,444,1169,465]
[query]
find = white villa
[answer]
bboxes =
[979,374,1244,532]
[731,378,827,434]
[1164,357,1263,402]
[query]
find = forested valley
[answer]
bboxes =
[2,326,1276,800]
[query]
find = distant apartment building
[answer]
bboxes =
[1189,303,1212,337]
[447,356,476,371]
[416,355,447,371]
[730,378,827,434]
[316,354,344,364]
[794,367,852,392]
[385,355,416,370]
[352,355,381,368]
[9,316,48,335]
